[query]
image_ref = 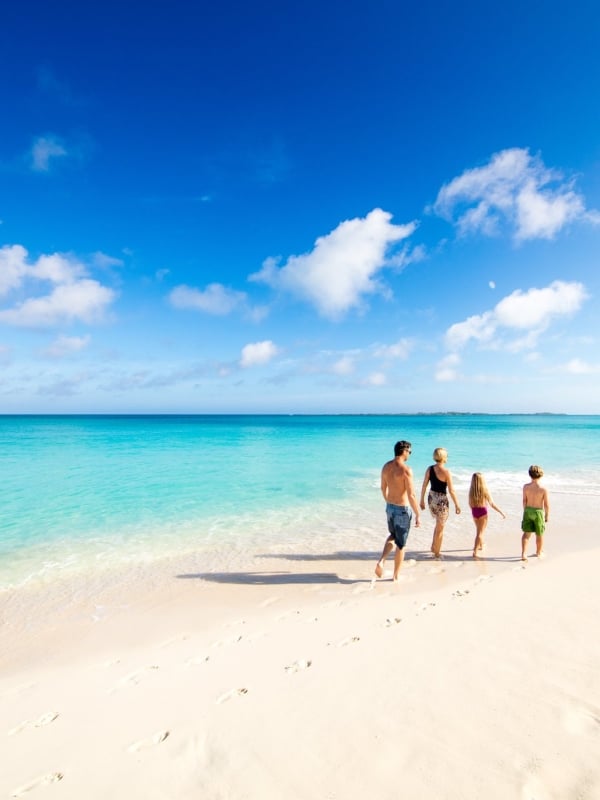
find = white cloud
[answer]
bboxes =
[365,371,387,386]
[0,244,29,296]
[374,338,413,360]
[250,208,416,318]
[0,245,116,328]
[240,340,280,368]
[169,283,247,316]
[563,358,600,375]
[445,280,588,351]
[332,356,355,375]
[43,334,91,358]
[0,280,115,327]
[433,148,598,241]
[489,281,496,289]
[31,136,68,172]
[435,353,461,382]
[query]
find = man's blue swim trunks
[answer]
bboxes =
[386,503,413,548]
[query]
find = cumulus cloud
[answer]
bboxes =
[433,148,598,241]
[445,280,588,351]
[250,208,416,318]
[169,283,247,316]
[42,334,91,358]
[435,353,461,382]
[563,358,600,375]
[0,244,116,327]
[364,372,387,386]
[332,356,355,375]
[240,340,280,368]
[31,135,68,171]
[374,338,413,360]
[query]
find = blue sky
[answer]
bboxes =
[1,0,599,413]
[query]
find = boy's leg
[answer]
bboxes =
[521,531,531,561]
[535,533,544,557]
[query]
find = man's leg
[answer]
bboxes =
[375,536,394,578]
[393,546,405,581]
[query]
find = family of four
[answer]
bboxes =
[374,440,550,581]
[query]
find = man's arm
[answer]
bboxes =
[380,466,389,502]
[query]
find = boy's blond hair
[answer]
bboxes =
[528,465,544,479]
[433,447,447,463]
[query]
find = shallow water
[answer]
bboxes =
[1,414,597,590]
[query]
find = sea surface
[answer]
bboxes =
[1,414,598,591]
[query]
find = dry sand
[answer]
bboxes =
[2,493,599,799]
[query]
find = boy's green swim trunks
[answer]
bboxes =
[521,507,545,535]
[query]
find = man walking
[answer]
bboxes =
[375,440,420,581]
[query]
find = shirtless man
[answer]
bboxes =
[521,465,550,561]
[375,440,421,581]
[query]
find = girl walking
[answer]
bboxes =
[468,472,505,558]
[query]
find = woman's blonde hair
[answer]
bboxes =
[433,447,447,463]
[469,472,489,507]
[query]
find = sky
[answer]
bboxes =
[1,0,599,414]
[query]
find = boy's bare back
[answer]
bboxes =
[523,480,549,513]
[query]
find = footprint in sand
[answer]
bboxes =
[384,617,402,627]
[11,772,63,797]
[109,665,160,693]
[426,565,444,575]
[210,634,243,649]
[186,655,210,667]
[329,636,360,647]
[127,730,170,752]
[8,712,59,736]
[259,596,280,608]
[416,602,437,614]
[285,659,312,673]
[452,589,470,598]
[216,688,248,704]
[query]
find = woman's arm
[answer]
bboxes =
[446,471,461,514]
[419,467,430,509]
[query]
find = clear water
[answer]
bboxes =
[1,414,598,589]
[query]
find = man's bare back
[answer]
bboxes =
[381,459,415,506]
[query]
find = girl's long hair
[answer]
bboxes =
[469,472,489,507]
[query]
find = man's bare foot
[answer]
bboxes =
[375,561,384,578]
[521,555,528,561]
[536,551,545,559]
[472,551,479,559]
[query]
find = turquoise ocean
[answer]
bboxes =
[1,414,599,592]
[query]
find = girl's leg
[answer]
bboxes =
[473,516,488,558]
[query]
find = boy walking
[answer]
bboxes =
[521,465,550,561]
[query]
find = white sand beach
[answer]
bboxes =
[2,491,600,800]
